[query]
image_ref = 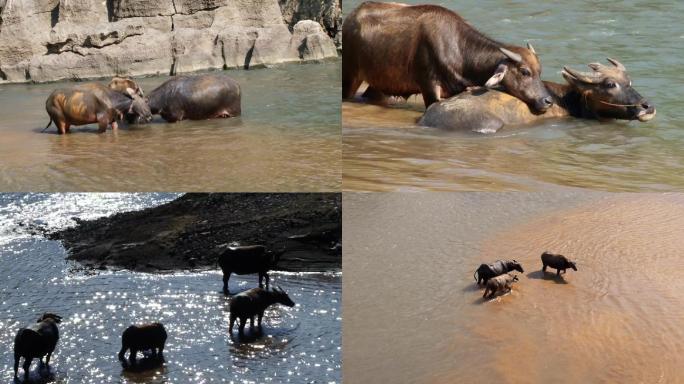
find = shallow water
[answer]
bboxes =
[343,192,684,383]
[0,61,341,192]
[0,194,341,383]
[342,1,684,191]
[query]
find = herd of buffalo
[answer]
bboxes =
[43,73,241,134]
[11,244,294,382]
[343,1,657,131]
[475,251,578,299]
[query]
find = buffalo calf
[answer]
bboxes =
[118,323,167,365]
[483,274,519,299]
[14,313,62,381]
[541,252,577,276]
[229,287,295,336]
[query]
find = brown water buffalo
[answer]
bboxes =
[146,73,241,122]
[218,245,282,295]
[229,287,295,336]
[474,259,524,285]
[419,58,656,132]
[483,274,519,299]
[541,251,577,276]
[44,82,152,134]
[343,2,553,111]
[14,313,62,381]
[118,323,167,365]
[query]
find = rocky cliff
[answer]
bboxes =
[0,0,341,84]
[49,193,342,272]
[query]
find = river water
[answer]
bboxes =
[342,1,684,191]
[0,194,341,383]
[343,192,684,383]
[0,61,341,192]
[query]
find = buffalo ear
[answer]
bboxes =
[485,64,508,87]
[125,87,136,98]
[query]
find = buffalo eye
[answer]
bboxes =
[604,80,617,89]
[520,68,532,77]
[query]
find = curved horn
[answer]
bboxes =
[562,66,601,84]
[526,43,537,55]
[499,47,522,63]
[607,58,626,71]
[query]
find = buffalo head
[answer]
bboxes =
[37,313,62,323]
[272,286,296,307]
[510,259,524,273]
[485,43,553,113]
[125,91,153,125]
[568,261,578,271]
[562,58,656,122]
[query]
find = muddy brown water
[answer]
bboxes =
[0,61,341,192]
[0,193,341,383]
[343,192,684,383]
[342,0,684,192]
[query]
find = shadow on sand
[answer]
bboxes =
[527,270,568,284]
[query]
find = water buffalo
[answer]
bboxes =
[217,245,282,295]
[474,259,524,285]
[541,251,577,276]
[229,287,295,336]
[44,82,152,134]
[118,323,167,365]
[14,313,62,381]
[146,73,241,122]
[343,2,553,111]
[419,58,656,132]
[483,274,519,299]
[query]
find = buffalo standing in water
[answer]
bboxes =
[218,245,282,295]
[483,274,519,299]
[474,259,524,285]
[343,2,553,111]
[420,59,656,132]
[541,251,577,276]
[14,313,62,381]
[147,74,241,122]
[118,323,167,365]
[44,81,151,134]
[229,287,295,336]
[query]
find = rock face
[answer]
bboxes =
[49,193,342,273]
[0,0,340,83]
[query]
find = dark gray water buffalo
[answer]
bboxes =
[229,287,295,336]
[44,82,151,134]
[474,259,524,285]
[218,245,282,294]
[14,313,62,381]
[147,74,241,122]
[118,323,167,365]
[420,58,656,132]
[343,1,553,110]
[483,274,519,299]
[541,252,577,276]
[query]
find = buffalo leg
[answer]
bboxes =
[229,314,236,334]
[542,263,547,273]
[238,318,246,336]
[97,112,110,133]
[418,80,439,108]
[129,349,137,365]
[257,312,264,331]
[57,121,67,135]
[45,352,52,366]
[556,269,561,277]
[250,317,256,330]
[264,272,270,290]
[23,358,31,381]
[223,272,231,295]
[13,353,19,378]
[258,273,263,289]
[483,288,490,298]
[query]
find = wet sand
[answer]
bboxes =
[343,192,684,383]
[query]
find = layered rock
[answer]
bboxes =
[0,0,340,83]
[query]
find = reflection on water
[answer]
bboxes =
[0,61,341,192]
[342,0,684,191]
[0,194,341,383]
[343,192,684,383]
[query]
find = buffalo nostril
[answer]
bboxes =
[543,97,553,106]
[641,102,651,110]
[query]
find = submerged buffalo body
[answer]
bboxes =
[147,74,241,122]
[420,59,656,132]
[45,82,151,134]
[218,245,280,294]
[474,259,524,285]
[14,313,62,381]
[343,1,552,110]
[118,323,167,364]
[483,274,519,299]
[541,252,577,276]
[228,287,295,336]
